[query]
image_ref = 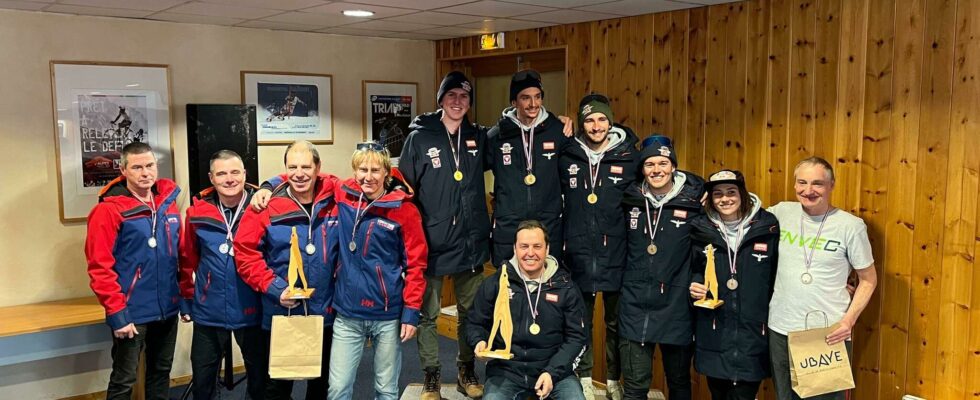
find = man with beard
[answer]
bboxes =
[619,136,704,400]
[558,94,637,399]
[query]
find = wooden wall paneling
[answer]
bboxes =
[566,22,593,116]
[767,0,793,203]
[876,0,924,396]
[744,0,771,204]
[811,0,842,160]
[704,4,729,174]
[649,13,671,137]
[935,1,979,397]
[591,20,612,101]
[631,14,653,137]
[613,17,639,128]
[668,11,691,163]
[722,2,748,172]
[685,7,709,181]
[788,0,816,192]
[538,25,567,48]
[963,2,980,396]
[907,0,957,397]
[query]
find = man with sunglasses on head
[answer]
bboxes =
[619,135,704,400]
[487,69,569,267]
[558,93,638,399]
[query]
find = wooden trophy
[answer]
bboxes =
[476,265,515,360]
[694,244,724,309]
[285,227,315,299]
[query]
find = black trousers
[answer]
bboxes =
[619,339,693,400]
[706,377,761,400]
[190,324,267,399]
[576,291,621,380]
[263,325,333,400]
[106,316,179,400]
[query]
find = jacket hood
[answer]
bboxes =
[623,170,704,208]
[503,106,549,131]
[409,109,474,134]
[642,171,689,207]
[573,125,635,164]
[99,176,180,205]
[507,254,559,288]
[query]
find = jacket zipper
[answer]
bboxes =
[125,266,142,303]
[375,265,389,311]
[363,221,375,257]
[165,220,173,256]
[200,271,211,302]
[321,225,327,264]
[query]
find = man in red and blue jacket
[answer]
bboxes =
[85,142,181,400]
[233,141,338,400]
[326,143,428,400]
[178,150,266,400]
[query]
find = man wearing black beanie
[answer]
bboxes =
[486,69,569,267]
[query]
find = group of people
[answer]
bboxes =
[85,69,877,400]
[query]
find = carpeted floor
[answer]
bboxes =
[170,334,485,399]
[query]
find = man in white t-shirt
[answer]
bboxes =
[767,157,877,400]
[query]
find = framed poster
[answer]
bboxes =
[362,81,417,163]
[50,61,175,222]
[241,71,333,145]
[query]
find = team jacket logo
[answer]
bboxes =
[466,139,478,156]
[168,216,180,224]
[426,147,441,158]
[608,176,623,184]
[673,210,687,218]
[544,152,556,160]
[569,177,578,188]
[432,157,442,168]
[377,219,396,231]
[752,242,768,262]
[568,164,580,175]
[753,253,769,262]
[629,207,642,218]
[630,218,637,230]
[503,154,512,165]
[543,141,555,150]
[610,165,623,174]
[500,143,513,154]
[546,293,559,303]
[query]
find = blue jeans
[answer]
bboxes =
[483,374,586,400]
[327,315,402,400]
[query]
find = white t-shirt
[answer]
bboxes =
[767,202,874,335]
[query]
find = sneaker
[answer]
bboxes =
[457,361,484,398]
[606,380,623,400]
[421,367,441,400]
[581,376,596,400]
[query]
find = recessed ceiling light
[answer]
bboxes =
[343,9,374,17]
[126,83,140,87]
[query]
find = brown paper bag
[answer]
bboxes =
[788,314,855,398]
[268,307,324,380]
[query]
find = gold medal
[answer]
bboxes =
[524,174,536,186]
[529,323,540,335]
[454,170,463,182]
[647,243,658,255]
[587,193,598,204]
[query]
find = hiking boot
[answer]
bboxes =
[456,361,484,398]
[421,367,441,400]
[581,376,596,400]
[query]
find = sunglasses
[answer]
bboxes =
[355,141,386,152]
[513,69,541,81]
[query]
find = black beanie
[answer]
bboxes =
[509,69,544,102]
[437,71,473,106]
[639,135,678,167]
[577,93,615,128]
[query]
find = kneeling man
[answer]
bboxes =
[468,220,588,400]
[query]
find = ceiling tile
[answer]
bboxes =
[44,4,153,18]
[236,19,323,31]
[198,0,329,11]
[303,1,414,18]
[384,11,485,26]
[437,0,555,18]
[457,18,553,32]
[575,0,693,16]
[498,0,617,8]
[413,25,486,37]
[148,12,244,26]
[344,0,472,9]
[0,0,48,11]
[342,19,439,32]
[261,11,352,27]
[58,0,187,12]
[383,31,453,40]
[166,1,281,19]
[318,26,395,36]
[516,9,621,24]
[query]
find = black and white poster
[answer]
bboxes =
[363,81,417,163]
[77,94,150,188]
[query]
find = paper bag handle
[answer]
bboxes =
[286,299,310,317]
[804,310,829,329]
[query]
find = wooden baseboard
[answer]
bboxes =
[60,365,247,400]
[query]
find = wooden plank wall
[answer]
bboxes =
[436,0,980,398]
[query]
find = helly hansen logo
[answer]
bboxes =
[377,219,396,231]
[780,230,842,252]
[168,216,180,224]
[546,293,559,303]
[361,299,375,308]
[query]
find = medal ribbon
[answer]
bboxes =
[446,125,462,177]
[521,124,536,176]
[642,185,664,247]
[800,207,832,278]
[719,219,746,280]
[351,190,385,247]
[516,264,543,324]
[217,192,248,243]
[131,190,157,240]
[286,187,316,249]
[587,152,605,196]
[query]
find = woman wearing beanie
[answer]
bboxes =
[688,170,780,400]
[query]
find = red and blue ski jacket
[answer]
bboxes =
[234,174,339,330]
[85,177,182,330]
[331,172,428,325]
[179,185,261,329]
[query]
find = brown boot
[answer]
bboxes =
[456,361,484,398]
[421,367,441,400]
